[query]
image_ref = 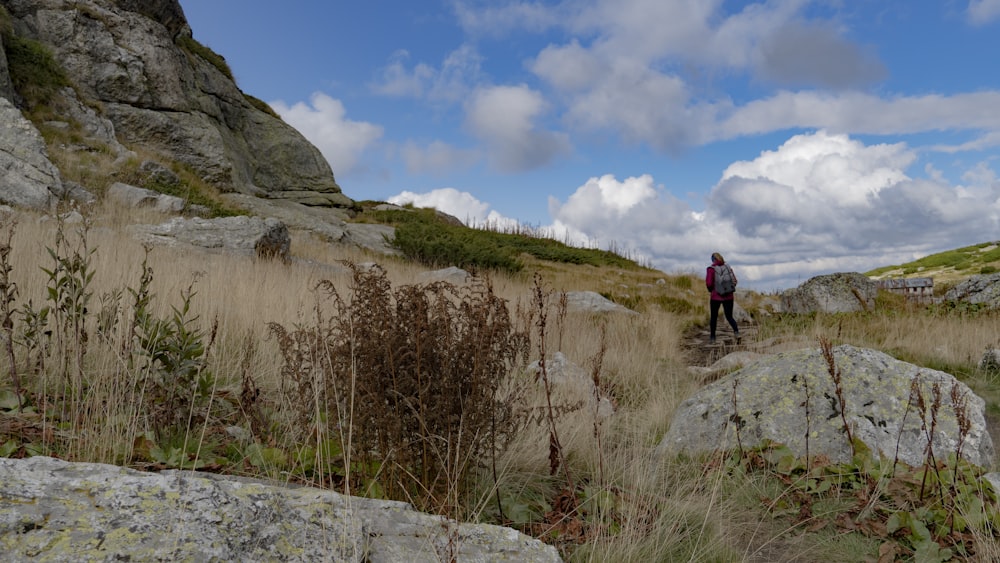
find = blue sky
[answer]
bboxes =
[179,1,1000,289]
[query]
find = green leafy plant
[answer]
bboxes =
[131,270,218,442]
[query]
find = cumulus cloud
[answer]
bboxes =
[388,188,519,228]
[271,93,383,176]
[400,141,480,175]
[546,131,1000,287]
[968,0,1000,25]
[521,1,925,150]
[465,85,571,172]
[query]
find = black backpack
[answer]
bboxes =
[712,264,736,295]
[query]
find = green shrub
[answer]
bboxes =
[393,221,523,273]
[377,207,644,273]
[980,265,998,275]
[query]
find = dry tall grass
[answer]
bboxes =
[1,204,998,562]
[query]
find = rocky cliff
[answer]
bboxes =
[0,0,350,210]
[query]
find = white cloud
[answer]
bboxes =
[400,141,480,175]
[968,0,1000,25]
[718,131,912,206]
[546,131,1000,288]
[388,188,519,228]
[452,0,564,36]
[370,50,435,97]
[555,58,703,149]
[531,41,603,93]
[465,85,571,172]
[371,45,484,103]
[271,93,383,176]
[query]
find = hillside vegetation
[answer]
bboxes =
[867,241,1000,286]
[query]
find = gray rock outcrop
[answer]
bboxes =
[0,456,562,563]
[0,97,59,210]
[107,182,185,214]
[686,351,768,381]
[128,216,291,260]
[658,345,995,468]
[944,272,1000,310]
[1,0,345,201]
[222,193,400,256]
[780,272,877,314]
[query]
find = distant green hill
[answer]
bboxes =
[866,241,1000,282]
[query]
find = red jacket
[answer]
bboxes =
[706,260,737,301]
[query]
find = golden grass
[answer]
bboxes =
[2,204,998,562]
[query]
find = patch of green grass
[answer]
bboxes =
[244,94,281,119]
[176,36,234,81]
[652,294,699,315]
[4,33,70,106]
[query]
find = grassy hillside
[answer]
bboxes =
[867,241,1000,286]
[0,201,997,562]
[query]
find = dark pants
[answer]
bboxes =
[710,299,739,339]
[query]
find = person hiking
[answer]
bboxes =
[706,252,739,344]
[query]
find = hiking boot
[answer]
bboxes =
[709,337,716,344]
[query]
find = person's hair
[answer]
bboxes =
[711,252,725,264]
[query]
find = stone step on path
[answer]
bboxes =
[683,322,758,368]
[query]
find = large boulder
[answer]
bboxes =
[658,345,995,468]
[0,97,59,210]
[128,215,291,260]
[943,272,1000,310]
[0,456,562,563]
[780,272,877,314]
[222,193,350,240]
[221,193,400,256]
[106,182,185,213]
